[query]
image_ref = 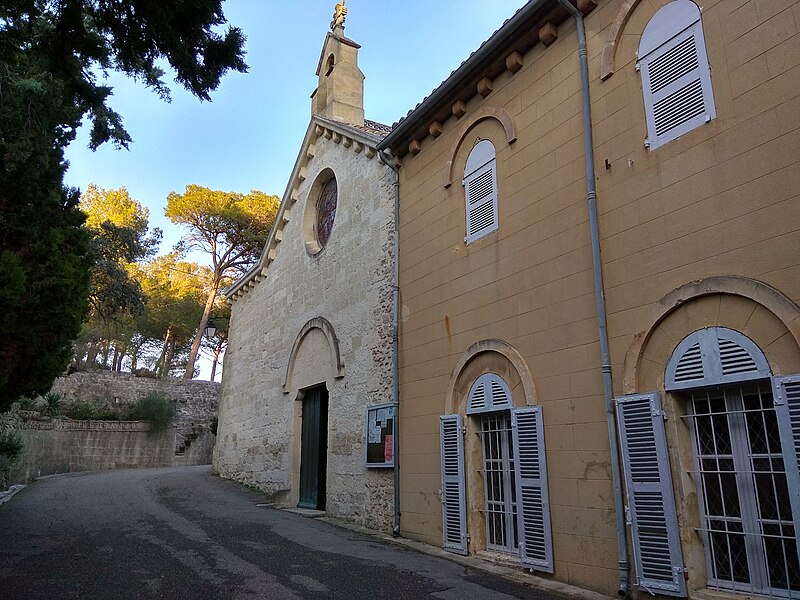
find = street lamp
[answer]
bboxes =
[204,319,217,340]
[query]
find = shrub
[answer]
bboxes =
[128,392,176,434]
[15,396,38,412]
[62,397,128,421]
[40,391,63,418]
[0,430,23,464]
[62,398,102,420]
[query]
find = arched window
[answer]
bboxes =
[440,372,553,570]
[316,177,337,249]
[665,327,771,390]
[466,372,511,414]
[616,327,800,597]
[638,0,715,150]
[463,139,498,244]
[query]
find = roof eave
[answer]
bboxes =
[377,0,561,154]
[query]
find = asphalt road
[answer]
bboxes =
[0,466,568,600]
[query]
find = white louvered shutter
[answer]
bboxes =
[467,373,512,415]
[440,414,468,555]
[512,406,553,572]
[638,1,715,150]
[771,375,800,569]
[463,140,498,244]
[616,392,686,597]
[665,327,771,391]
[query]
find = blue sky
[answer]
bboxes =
[64,1,526,251]
[62,1,526,379]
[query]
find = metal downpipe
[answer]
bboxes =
[379,150,402,538]
[555,0,630,595]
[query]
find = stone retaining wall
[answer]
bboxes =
[52,371,219,450]
[9,420,175,483]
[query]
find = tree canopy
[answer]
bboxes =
[166,185,279,378]
[0,1,247,410]
[81,184,161,321]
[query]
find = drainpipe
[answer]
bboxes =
[379,149,402,538]
[555,1,630,595]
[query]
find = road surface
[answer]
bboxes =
[0,466,571,599]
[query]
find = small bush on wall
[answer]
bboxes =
[127,393,176,434]
[0,430,24,487]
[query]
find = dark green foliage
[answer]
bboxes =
[0,428,24,484]
[14,396,37,412]
[40,392,63,418]
[61,398,123,421]
[128,393,176,434]
[0,184,93,409]
[0,430,24,462]
[0,1,247,409]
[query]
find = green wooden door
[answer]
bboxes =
[298,386,328,510]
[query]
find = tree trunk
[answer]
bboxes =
[210,343,222,382]
[111,345,120,371]
[85,338,100,368]
[183,277,221,380]
[73,342,88,370]
[155,328,172,376]
[115,344,127,372]
[101,340,111,368]
[163,337,176,378]
[130,342,141,373]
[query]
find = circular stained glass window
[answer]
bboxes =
[316,178,337,249]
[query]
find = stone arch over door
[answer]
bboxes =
[283,316,344,394]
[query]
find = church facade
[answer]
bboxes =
[213,19,396,531]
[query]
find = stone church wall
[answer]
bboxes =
[214,133,395,532]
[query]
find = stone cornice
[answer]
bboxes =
[17,419,156,432]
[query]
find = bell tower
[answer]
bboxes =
[311,1,365,127]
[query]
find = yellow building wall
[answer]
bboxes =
[396,0,800,596]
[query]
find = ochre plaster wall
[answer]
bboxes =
[395,0,800,595]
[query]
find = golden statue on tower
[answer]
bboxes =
[331,0,347,30]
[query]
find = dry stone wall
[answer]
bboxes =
[214,128,395,532]
[52,371,219,451]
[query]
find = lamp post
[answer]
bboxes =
[204,319,217,340]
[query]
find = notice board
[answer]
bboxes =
[365,403,395,468]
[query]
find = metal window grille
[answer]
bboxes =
[480,412,518,553]
[686,383,800,597]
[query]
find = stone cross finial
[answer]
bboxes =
[331,0,347,30]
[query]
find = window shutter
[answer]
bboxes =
[771,375,800,569]
[638,2,715,150]
[665,327,771,391]
[440,414,468,555]
[464,140,498,244]
[512,405,553,572]
[616,392,687,597]
[467,373,512,415]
